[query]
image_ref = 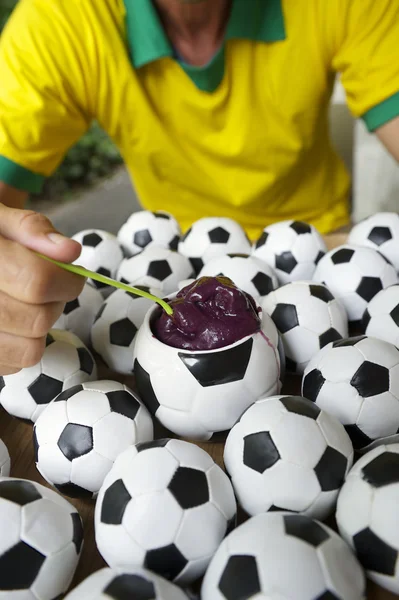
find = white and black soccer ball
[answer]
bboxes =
[336,443,399,594]
[0,476,84,599]
[262,281,348,374]
[252,220,327,285]
[198,253,278,302]
[348,212,399,271]
[91,285,163,375]
[224,395,353,519]
[33,380,153,499]
[72,229,124,294]
[117,210,181,257]
[178,217,252,274]
[313,244,398,324]
[133,304,280,440]
[0,439,10,477]
[201,512,366,600]
[0,330,97,423]
[94,439,237,585]
[64,566,190,600]
[117,246,194,295]
[302,336,399,451]
[362,284,399,346]
[53,282,103,347]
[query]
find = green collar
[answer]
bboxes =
[124,0,286,69]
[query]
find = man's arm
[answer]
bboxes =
[376,116,399,164]
[0,182,28,210]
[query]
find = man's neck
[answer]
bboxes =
[153,0,232,66]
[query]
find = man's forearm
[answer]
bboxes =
[0,182,28,209]
[376,115,399,163]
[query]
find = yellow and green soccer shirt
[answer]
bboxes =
[1,0,399,240]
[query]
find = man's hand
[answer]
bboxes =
[0,202,85,376]
[376,115,399,163]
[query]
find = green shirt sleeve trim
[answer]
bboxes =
[362,91,399,132]
[0,156,45,193]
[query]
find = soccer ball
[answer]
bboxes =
[117,246,194,295]
[33,380,153,498]
[72,229,124,294]
[302,336,399,450]
[336,443,399,594]
[133,304,281,440]
[91,285,163,374]
[0,476,83,599]
[64,566,190,600]
[178,217,252,274]
[94,439,237,585]
[0,439,10,477]
[223,395,353,519]
[312,244,398,323]
[0,330,97,423]
[348,212,399,271]
[117,210,181,257]
[201,512,366,600]
[198,253,278,301]
[362,284,399,346]
[53,282,103,347]
[262,281,348,374]
[252,220,327,285]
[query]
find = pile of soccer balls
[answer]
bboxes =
[1,211,399,598]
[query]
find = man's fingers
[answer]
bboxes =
[0,332,46,369]
[0,365,21,377]
[0,291,64,337]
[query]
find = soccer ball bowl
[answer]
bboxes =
[117,210,181,257]
[133,304,281,440]
[348,212,399,271]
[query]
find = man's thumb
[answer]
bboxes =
[0,203,81,263]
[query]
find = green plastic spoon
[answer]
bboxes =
[35,253,173,315]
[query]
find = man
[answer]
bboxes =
[0,0,398,375]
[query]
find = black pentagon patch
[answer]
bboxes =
[134,359,160,415]
[285,356,297,373]
[28,374,63,405]
[251,272,274,296]
[309,284,334,303]
[255,230,268,249]
[351,361,389,397]
[356,277,383,302]
[272,304,299,333]
[368,226,393,246]
[189,257,204,274]
[54,482,93,499]
[169,467,209,509]
[390,304,399,327]
[169,235,180,251]
[104,574,156,600]
[110,318,137,347]
[134,229,152,249]
[332,336,366,348]
[362,452,399,487]
[208,227,230,244]
[178,338,253,387]
[280,395,321,419]
[0,480,41,505]
[71,512,84,554]
[136,439,170,452]
[33,427,39,464]
[331,248,355,264]
[319,328,342,348]
[218,555,260,600]
[0,377,4,394]
[58,423,93,461]
[144,544,187,581]
[94,267,112,289]
[243,431,280,474]
[0,541,45,590]
[154,211,170,220]
[284,514,329,547]
[315,250,325,264]
[46,333,55,346]
[147,260,172,281]
[353,528,397,575]
[344,424,372,450]
[362,308,371,331]
[64,298,80,315]
[290,221,311,235]
[181,226,192,242]
[316,593,340,600]
[101,479,132,525]
[93,304,106,324]
[315,447,348,491]
[77,347,94,375]
[107,390,140,421]
[275,252,297,274]
[83,232,103,247]
[54,384,83,402]
[302,369,326,401]
[268,504,294,512]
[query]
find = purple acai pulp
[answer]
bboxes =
[152,276,261,350]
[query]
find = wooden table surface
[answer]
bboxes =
[0,231,397,599]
